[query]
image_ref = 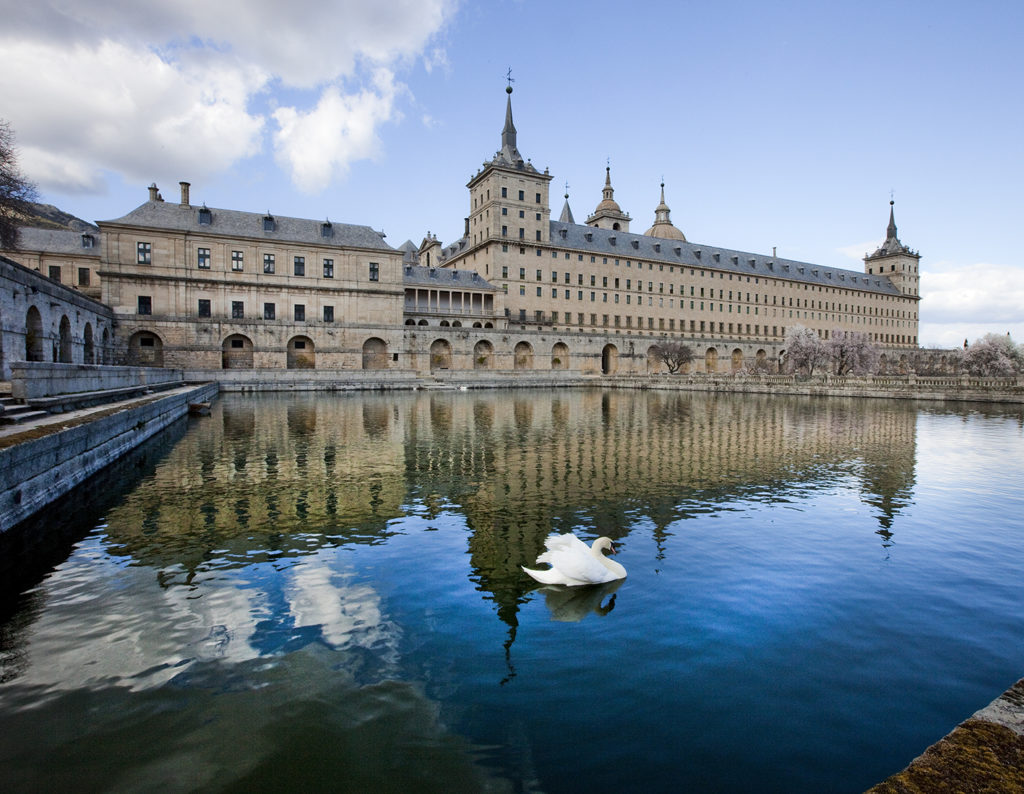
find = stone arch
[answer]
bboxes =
[878,353,889,374]
[83,323,95,364]
[287,335,315,369]
[551,342,569,370]
[25,305,44,361]
[602,343,618,375]
[417,319,428,326]
[514,341,534,370]
[452,321,462,328]
[755,349,768,372]
[129,330,164,367]
[58,315,73,363]
[704,347,718,373]
[405,318,416,326]
[646,345,662,374]
[222,334,253,369]
[484,322,494,329]
[362,337,389,370]
[731,348,743,371]
[430,338,452,371]
[472,321,482,328]
[898,354,909,374]
[474,339,493,370]
[440,320,450,327]
[101,327,110,364]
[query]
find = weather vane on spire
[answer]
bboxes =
[506,67,514,89]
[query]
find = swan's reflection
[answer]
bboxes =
[536,579,623,622]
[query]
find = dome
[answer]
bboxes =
[643,183,686,242]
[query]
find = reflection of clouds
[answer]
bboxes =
[285,552,399,663]
[6,540,395,694]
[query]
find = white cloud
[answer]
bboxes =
[918,261,1024,347]
[0,0,454,195]
[835,240,877,262]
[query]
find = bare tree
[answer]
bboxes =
[962,333,1024,376]
[650,341,694,374]
[783,325,828,376]
[0,119,38,250]
[826,330,879,375]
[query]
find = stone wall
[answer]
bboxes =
[10,362,184,400]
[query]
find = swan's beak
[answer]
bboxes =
[607,544,617,555]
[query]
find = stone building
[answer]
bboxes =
[432,87,921,370]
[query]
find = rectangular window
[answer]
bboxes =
[198,299,211,318]
[502,266,508,278]
[323,258,334,278]
[293,256,305,276]
[231,301,244,319]
[77,267,90,286]
[231,250,244,271]
[501,187,507,198]
[294,304,305,322]
[369,262,379,281]
[537,287,543,297]
[323,305,334,322]
[48,265,61,282]
[197,247,211,269]
[535,192,541,203]
[264,302,276,320]
[137,242,151,264]
[263,253,275,273]
[502,225,507,237]
[137,295,152,315]
[518,190,524,200]
[551,288,557,298]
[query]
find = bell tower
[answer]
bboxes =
[864,200,920,298]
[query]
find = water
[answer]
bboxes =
[1,390,1022,793]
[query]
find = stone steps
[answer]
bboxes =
[0,397,50,425]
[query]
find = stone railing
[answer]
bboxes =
[10,362,184,401]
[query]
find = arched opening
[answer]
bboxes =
[83,323,95,364]
[129,330,164,367]
[25,306,44,361]
[878,353,889,374]
[646,345,662,374]
[602,344,618,375]
[58,316,73,363]
[452,321,462,328]
[405,318,416,326]
[440,320,450,327]
[514,341,533,370]
[417,319,428,326]
[472,322,482,328]
[362,337,389,370]
[474,339,493,370]
[287,335,315,369]
[221,334,253,369]
[731,348,743,372]
[484,322,494,329]
[755,349,768,372]
[551,342,569,370]
[430,339,452,371]
[101,328,110,364]
[704,347,718,373]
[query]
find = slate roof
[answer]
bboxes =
[546,220,901,296]
[403,264,499,291]
[17,226,101,255]
[100,201,394,252]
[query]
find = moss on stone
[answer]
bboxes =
[868,718,1024,793]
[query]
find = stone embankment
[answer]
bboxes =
[0,372,217,533]
[868,679,1024,792]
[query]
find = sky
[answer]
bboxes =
[1,0,1021,348]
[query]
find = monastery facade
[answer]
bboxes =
[1,88,920,377]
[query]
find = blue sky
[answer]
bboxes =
[2,0,1021,347]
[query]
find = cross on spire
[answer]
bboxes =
[505,67,514,90]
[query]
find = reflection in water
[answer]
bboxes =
[537,579,622,622]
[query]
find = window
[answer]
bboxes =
[231,301,244,319]
[197,247,211,269]
[264,302,276,320]
[293,256,305,276]
[137,295,152,315]
[502,266,509,278]
[502,225,507,236]
[536,230,541,240]
[263,253,275,273]
[231,250,244,271]
[263,215,275,232]
[137,242,151,264]
[323,258,334,278]
[369,262,379,281]
[198,299,211,318]
[501,187,507,198]
[502,207,507,216]
[536,192,541,203]
[48,266,61,282]
[537,287,542,296]
[518,190,524,200]
[78,268,90,286]
[321,221,333,238]
[323,305,334,322]
[294,304,305,321]
[198,207,212,225]
[519,228,525,239]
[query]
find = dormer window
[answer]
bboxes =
[609,236,616,246]
[631,240,639,249]
[731,256,739,264]
[713,253,720,262]
[749,259,756,267]
[198,206,212,225]
[653,243,661,253]
[584,232,593,242]
[81,233,94,248]
[321,221,333,238]
[674,247,682,256]
[263,214,275,232]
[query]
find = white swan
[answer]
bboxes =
[522,534,626,586]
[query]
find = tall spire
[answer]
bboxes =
[886,199,898,240]
[501,85,517,156]
[559,185,575,224]
[644,180,686,241]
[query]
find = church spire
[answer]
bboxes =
[501,85,517,157]
[886,199,898,240]
[559,184,575,224]
[644,180,686,241]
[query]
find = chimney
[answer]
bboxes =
[179,181,191,206]
[148,183,159,201]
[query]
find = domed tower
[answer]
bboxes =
[864,200,920,297]
[586,165,631,232]
[643,181,686,241]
